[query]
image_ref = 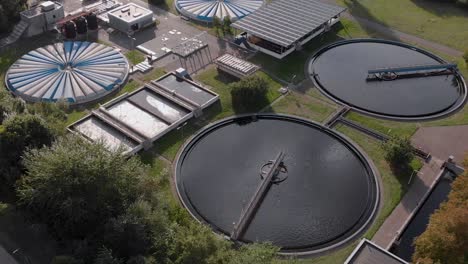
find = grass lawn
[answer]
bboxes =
[125,50,145,65]
[149,66,282,161]
[345,112,420,138]
[267,91,337,123]
[339,0,468,51]
[142,68,167,82]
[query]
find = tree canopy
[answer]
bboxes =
[0,0,27,33]
[0,113,54,186]
[382,136,414,171]
[17,135,171,263]
[412,156,468,264]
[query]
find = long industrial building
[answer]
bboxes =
[232,0,346,59]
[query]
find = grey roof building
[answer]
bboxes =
[232,0,346,59]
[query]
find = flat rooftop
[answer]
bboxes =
[109,3,152,22]
[345,239,408,264]
[232,0,346,47]
[69,73,219,155]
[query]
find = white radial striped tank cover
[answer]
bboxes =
[5,41,129,105]
[175,0,264,22]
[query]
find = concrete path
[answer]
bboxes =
[411,125,468,163]
[372,157,445,249]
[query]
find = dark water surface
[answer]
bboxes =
[309,40,465,119]
[176,115,378,252]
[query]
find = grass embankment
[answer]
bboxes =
[125,50,146,65]
[339,0,468,51]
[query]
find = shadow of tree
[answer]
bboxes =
[343,0,401,41]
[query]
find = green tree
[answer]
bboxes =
[26,102,68,134]
[168,222,230,264]
[213,16,222,36]
[382,136,414,171]
[230,75,269,113]
[210,243,280,264]
[223,16,232,35]
[102,200,170,261]
[0,89,25,120]
[16,135,165,241]
[0,114,54,185]
[0,0,27,33]
[412,156,468,264]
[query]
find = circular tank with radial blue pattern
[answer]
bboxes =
[175,0,264,23]
[5,41,129,105]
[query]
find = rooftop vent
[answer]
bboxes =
[40,1,55,12]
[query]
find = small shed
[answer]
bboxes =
[215,54,260,78]
[108,3,154,34]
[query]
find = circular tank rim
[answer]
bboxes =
[307,38,468,122]
[4,42,130,106]
[173,113,381,256]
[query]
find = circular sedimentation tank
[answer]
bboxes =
[5,41,129,106]
[175,114,379,254]
[175,0,264,23]
[308,39,467,121]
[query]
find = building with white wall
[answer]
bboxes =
[108,3,155,34]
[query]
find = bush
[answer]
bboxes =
[223,16,232,35]
[0,114,54,186]
[17,135,171,262]
[213,16,222,36]
[382,137,414,172]
[230,75,269,113]
[0,0,27,34]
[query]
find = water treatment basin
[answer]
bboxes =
[308,39,467,121]
[175,114,380,254]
